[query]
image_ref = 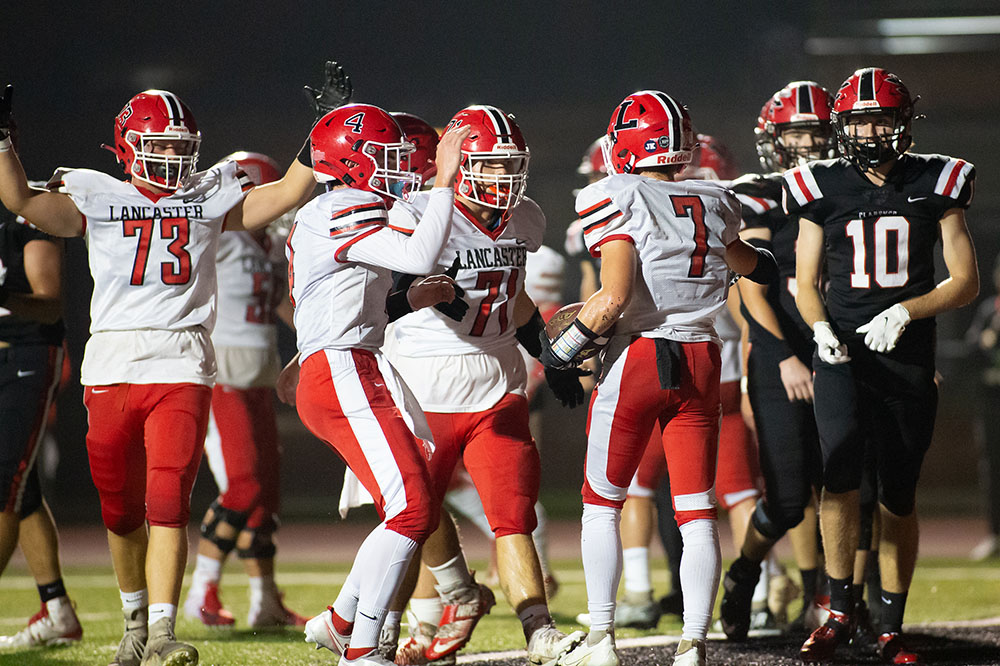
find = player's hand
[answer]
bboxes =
[544,366,591,408]
[433,125,471,189]
[813,321,851,365]
[303,61,353,120]
[856,303,911,353]
[408,274,468,322]
[0,84,13,139]
[276,354,301,406]
[433,256,468,321]
[538,330,570,370]
[778,355,814,402]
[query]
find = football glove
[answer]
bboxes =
[539,318,599,370]
[856,303,911,353]
[304,61,353,120]
[813,321,851,365]
[433,256,467,321]
[544,366,590,409]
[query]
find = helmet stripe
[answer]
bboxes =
[859,69,876,101]
[797,84,814,114]
[159,91,184,125]
[650,92,682,151]
[484,106,513,141]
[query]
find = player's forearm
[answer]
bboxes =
[2,292,62,324]
[737,281,786,343]
[0,148,36,215]
[795,281,828,328]
[903,274,979,321]
[349,189,454,274]
[242,161,316,231]
[577,286,628,336]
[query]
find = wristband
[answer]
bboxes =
[550,319,598,365]
[516,309,545,358]
[740,375,749,394]
[0,136,11,153]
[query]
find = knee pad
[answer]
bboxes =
[200,498,249,554]
[751,498,803,541]
[237,524,277,560]
[103,504,146,536]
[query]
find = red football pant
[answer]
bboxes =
[425,393,541,538]
[584,338,721,525]
[295,349,437,544]
[204,385,280,529]
[84,383,211,534]
[629,379,759,510]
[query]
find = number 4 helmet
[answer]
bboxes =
[110,89,201,191]
[832,67,916,168]
[309,103,420,206]
[601,90,695,175]
[447,105,530,210]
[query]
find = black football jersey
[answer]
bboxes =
[0,204,65,346]
[782,153,974,345]
[732,172,812,358]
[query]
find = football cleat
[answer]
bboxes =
[378,619,400,662]
[877,632,921,665]
[247,591,308,628]
[718,561,761,641]
[425,579,495,660]
[183,582,234,627]
[558,631,618,666]
[800,609,853,663]
[393,619,455,666]
[338,649,397,666]
[612,598,660,629]
[0,597,82,649]
[526,624,586,666]
[768,572,801,625]
[139,618,198,666]
[672,638,707,666]
[304,606,353,655]
[110,607,148,666]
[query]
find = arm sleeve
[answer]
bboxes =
[341,188,454,273]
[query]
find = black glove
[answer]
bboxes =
[0,84,13,139]
[544,367,590,408]
[304,61,353,120]
[433,256,468,322]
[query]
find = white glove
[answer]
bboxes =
[856,303,911,353]
[813,321,851,365]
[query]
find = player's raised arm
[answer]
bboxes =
[0,86,83,237]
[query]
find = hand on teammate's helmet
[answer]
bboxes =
[813,321,851,365]
[304,61,353,120]
[544,366,590,408]
[856,303,911,354]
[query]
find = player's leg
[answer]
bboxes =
[654,471,684,615]
[296,350,437,661]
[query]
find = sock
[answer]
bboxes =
[332,568,361,627]
[518,603,551,640]
[587,627,612,647]
[408,596,443,627]
[248,574,276,608]
[800,567,819,603]
[192,554,223,591]
[348,524,419,651]
[828,575,853,617]
[678,519,721,641]
[121,589,148,612]
[384,610,402,631]
[622,547,652,598]
[580,504,622,632]
[878,590,907,634]
[428,553,474,592]
[148,603,176,628]
[38,578,68,604]
[752,561,770,605]
[852,583,865,605]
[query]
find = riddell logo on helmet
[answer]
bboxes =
[854,100,880,109]
[656,153,688,165]
[493,143,519,151]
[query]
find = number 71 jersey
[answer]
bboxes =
[576,173,741,342]
[51,162,250,333]
[389,194,545,356]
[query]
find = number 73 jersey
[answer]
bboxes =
[389,194,545,356]
[782,153,975,333]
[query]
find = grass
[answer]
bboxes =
[0,557,997,665]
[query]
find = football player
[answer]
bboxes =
[550,90,777,666]
[0,63,339,664]
[182,151,306,630]
[277,105,468,666]
[382,105,586,665]
[790,68,978,664]
[0,122,82,649]
[718,81,837,641]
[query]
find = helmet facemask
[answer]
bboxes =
[457,150,530,210]
[774,123,835,168]
[129,130,201,190]
[835,109,911,169]
[363,139,421,203]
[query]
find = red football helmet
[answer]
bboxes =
[681,134,739,181]
[446,105,530,210]
[111,89,201,190]
[754,96,779,171]
[577,138,607,178]
[601,90,694,175]
[226,151,281,186]
[832,67,915,168]
[391,112,439,185]
[309,103,420,206]
[763,81,835,169]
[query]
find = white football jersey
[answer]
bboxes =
[390,195,545,356]
[213,230,285,350]
[288,187,455,361]
[577,174,740,343]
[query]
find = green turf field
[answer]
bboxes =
[0,557,997,665]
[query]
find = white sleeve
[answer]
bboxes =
[341,188,454,274]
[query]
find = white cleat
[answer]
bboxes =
[672,638,707,666]
[559,633,618,666]
[339,650,398,665]
[526,624,587,666]
[304,607,352,655]
[0,597,83,649]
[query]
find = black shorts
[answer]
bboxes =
[0,345,62,517]
[812,339,937,516]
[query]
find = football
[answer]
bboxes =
[544,302,613,361]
